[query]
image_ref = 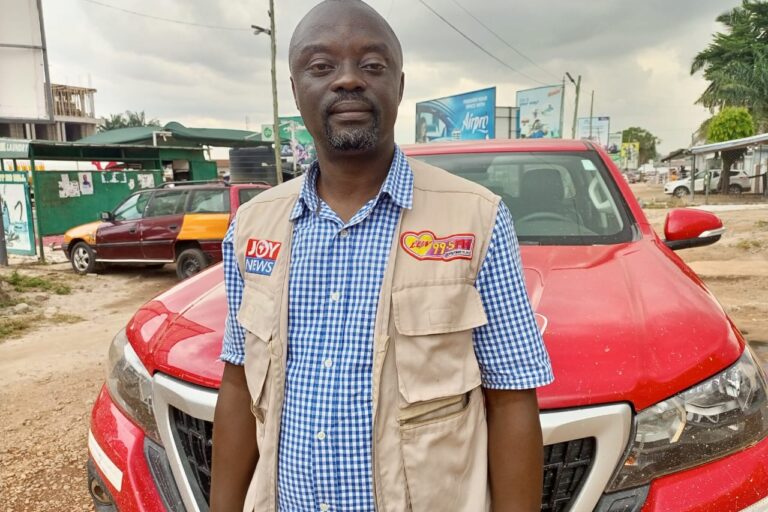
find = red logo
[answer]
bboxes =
[400,231,475,261]
[245,239,282,260]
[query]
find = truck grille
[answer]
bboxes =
[542,437,596,511]
[171,407,213,506]
[171,407,594,510]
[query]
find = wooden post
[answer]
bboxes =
[269,0,283,184]
[571,75,581,139]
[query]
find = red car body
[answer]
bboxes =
[87,139,768,512]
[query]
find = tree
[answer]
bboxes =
[706,107,755,193]
[99,110,161,132]
[691,1,768,130]
[622,127,660,166]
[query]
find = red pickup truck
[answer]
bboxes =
[86,139,768,511]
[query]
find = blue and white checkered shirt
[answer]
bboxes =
[221,146,553,512]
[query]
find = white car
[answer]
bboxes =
[665,170,752,197]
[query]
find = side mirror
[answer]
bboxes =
[100,211,114,222]
[664,208,724,250]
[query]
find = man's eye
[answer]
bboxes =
[362,63,386,71]
[309,63,333,72]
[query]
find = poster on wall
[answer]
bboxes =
[577,117,611,149]
[0,174,35,256]
[516,85,563,139]
[78,172,94,195]
[415,87,496,143]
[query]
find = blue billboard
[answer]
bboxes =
[415,87,496,143]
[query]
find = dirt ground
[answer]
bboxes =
[0,184,766,511]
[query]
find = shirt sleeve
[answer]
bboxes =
[472,201,554,389]
[220,218,247,365]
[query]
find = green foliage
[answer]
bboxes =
[621,127,660,165]
[99,110,161,132]
[1,271,71,295]
[706,107,755,142]
[691,1,768,130]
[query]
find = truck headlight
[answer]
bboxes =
[609,349,768,491]
[106,329,160,443]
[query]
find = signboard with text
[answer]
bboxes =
[516,85,564,139]
[577,117,611,149]
[415,87,496,143]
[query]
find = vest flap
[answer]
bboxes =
[237,285,275,341]
[392,283,488,336]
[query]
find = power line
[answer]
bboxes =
[448,0,560,83]
[80,0,250,32]
[417,0,546,86]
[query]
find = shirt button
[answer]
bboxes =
[339,229,349,238]
[330,291,340,302]
[323,358,333,368]
[316,431,326,441]
[320,504,330,511]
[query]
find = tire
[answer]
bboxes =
[673,186,690,198]
[728,184,743,195]
[176,248,208,280]
[70,242,98,275]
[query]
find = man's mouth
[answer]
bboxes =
[328,101,374,121]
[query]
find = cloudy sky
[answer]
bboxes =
[42,0,739,156]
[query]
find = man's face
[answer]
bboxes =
[290,5,404,154]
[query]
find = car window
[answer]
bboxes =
[413,151,635,245]
[188,189,230,214]
[144,190,186,218]
[238,188,264,206]
[113,192,151,221]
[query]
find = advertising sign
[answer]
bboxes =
[577,117,611,148]
[621,142,640,170]
[262,117,317,173]
[0,172,35,256]
[607,131,623,166]
[0,0,53,122]
[415,87,496,143]
[516,85,563,139]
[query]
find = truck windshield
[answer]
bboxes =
[412,151,635,245]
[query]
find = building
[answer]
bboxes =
[0,84,98,142]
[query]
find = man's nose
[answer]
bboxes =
[331,61,366,92]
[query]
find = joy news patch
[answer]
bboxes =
[245,238,282,276]
[400,231,475,261]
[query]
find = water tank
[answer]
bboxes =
[229,146,279,185]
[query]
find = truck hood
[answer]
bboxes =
[129,240,743,411]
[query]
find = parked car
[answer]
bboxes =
[665,169,752,197]
[63,181,269,279]
[86,139,768,511]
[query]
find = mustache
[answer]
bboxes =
[323,91,378,116]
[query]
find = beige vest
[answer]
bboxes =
[233,158,500,512]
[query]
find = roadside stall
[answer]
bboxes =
[690,133,768,202]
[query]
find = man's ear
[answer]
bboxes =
[290,77,300,111]
[398,72,405,104]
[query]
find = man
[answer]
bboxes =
[211,1,553,511]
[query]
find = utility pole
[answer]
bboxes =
[589,90,595,139]
[252,0,283,185]
[558,76,565,139]
[0,194,8,267]
[566,72,581,139]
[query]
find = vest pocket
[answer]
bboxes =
[392,283,487,405]
[238,285,276,423]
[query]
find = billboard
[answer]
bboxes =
[516,85,563,139]
[262,116,317,173]
[415,87,496,143]
[0,172,35,256]
[577,117,611,149]
[621,142,640,170]
[0,0,53,122]
[607,131,623,166]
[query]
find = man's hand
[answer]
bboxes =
[484,388,543,512]
[210,363,259,512]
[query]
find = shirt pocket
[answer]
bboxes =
[238,284,275,424]
[392,282,487,406]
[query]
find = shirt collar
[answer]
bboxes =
[289,145,413,221]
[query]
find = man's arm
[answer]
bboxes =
[484,388,543,512]
[210,363,259,512]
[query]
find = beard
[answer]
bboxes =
[322,92,381,151]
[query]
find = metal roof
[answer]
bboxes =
[690,133,768,154]
[77,121,269,148]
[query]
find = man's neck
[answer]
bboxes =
[315,144,395,224]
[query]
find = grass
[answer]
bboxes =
[0,271,71,295]
[755,220,768,230]
[735,239,764,251]
[0,312,84,341]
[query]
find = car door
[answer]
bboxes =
[96,191,151,260]
[140,189,187,261]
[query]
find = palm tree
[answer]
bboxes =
[99,111,161,132]
[691,1,768,131]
